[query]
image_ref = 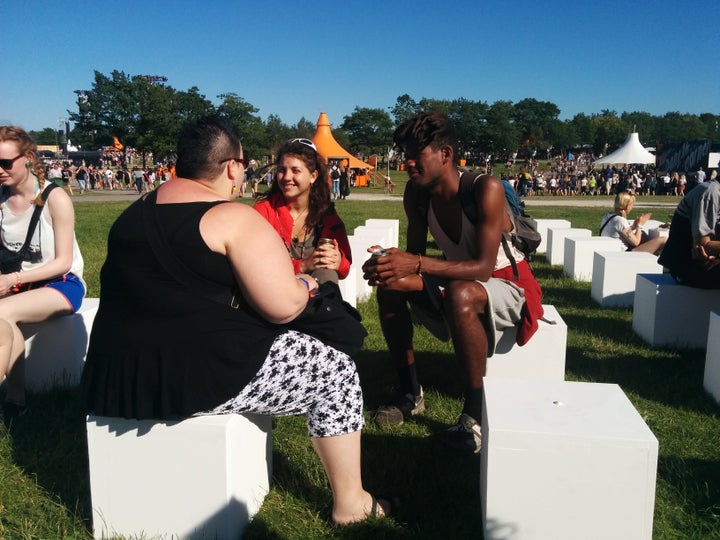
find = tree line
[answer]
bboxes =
[28,70,720,166]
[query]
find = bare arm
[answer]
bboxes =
[201,203,311,324]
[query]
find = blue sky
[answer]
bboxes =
[2,0,718,133]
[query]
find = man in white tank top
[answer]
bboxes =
[362,112,543,455]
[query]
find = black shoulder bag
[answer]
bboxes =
[141,191,367,357]
[0,183,58,274]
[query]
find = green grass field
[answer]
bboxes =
[1,193,718,539]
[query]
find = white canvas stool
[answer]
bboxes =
[703,311,720,404]
[632,273,720,348]
[531,218,570,254]
[17,297,100,391]
[591,251,662,308]
[547,228,591,266]
[364,218,399,249]
[348,228,390,302]
[86,413,272,540]
[481,378,658,540]
[486,305,567,381]
[337,265,358,308]
[563,236,625,282]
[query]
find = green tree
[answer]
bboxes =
[485,100,520,158]
[389,94,419,125]
[29,128,61,146]
[512,98,561,151]
[341,107,394,157]
[217,93,267,164]
[657,112,710,143]
[592,111,630,154]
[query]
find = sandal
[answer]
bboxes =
[369,494,401,519]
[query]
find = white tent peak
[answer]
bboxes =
[593,132,656,168]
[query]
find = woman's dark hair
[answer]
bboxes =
[175,115,242,179]
[393,112,459,163]
[264,140,331,232]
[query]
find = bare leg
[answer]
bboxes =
[311,431,386,524]
[0,289,73,404]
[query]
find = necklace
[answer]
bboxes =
[290,207,309,242]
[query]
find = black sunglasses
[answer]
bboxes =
[0,154,24,170]
[220,156,249,167]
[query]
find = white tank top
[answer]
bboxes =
[427,204,524,271]
[1,190,85,282]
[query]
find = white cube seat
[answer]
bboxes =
[547,228,591,266]
[348,230,389,302]
[632,273,720,348]
[87,413,272,540]
[531,219,571,254]
[337,265,357,308]
[18,297,99,391]
[563,236,626,282]
[481,378,658,540]
[487,305,566,381]
[364,218,399,249]
[703,311,720,404]
[591,251,663,308]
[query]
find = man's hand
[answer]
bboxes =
[361,246,424,291]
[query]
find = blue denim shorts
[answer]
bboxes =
[17,273,86,312]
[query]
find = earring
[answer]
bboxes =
[25,161,31,167]
[231,185,237,194]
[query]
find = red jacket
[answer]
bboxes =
[253,193,352,279]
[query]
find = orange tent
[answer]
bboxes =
[312,113,373,171]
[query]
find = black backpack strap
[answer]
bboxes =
[458,171,520,280]
[141,190,240,308]
[599,214,620,236]
[17,183,58,256]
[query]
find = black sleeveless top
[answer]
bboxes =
[82,197,282,419]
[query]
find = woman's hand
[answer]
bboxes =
[0,273,16,296]
[312,239,342,271]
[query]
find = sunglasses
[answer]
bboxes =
[0,154,24,170]
[220,156,249,167]
[289,138,317,151]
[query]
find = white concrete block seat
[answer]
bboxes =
[487,305,567,381]
[547,227,591,266]
[18,297,99,392]
[87,413,272,540]
[591,251,663,308]
[481,378,658,540]
[563,236,626,282]
[632,273,720,348]
[531,218,571,254]
[363,218,399,249]
[703,311,720,404]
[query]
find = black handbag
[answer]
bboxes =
[0,183,58,273]
[287,281,367,357]
[141,191,366,357]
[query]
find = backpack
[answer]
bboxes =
[331,166,341,180]
[457,172,541,260]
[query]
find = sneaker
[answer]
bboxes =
[2,401,28,428]
[444,413,482,454]
[373,388,425,427]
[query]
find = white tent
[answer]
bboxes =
[593,132,655,168]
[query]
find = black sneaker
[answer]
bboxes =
[2,401,28,428]
[373,387,425,427]
[443,413,482,454]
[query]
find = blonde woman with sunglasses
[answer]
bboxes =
[254,138,352,286]
[0,126,86,427]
